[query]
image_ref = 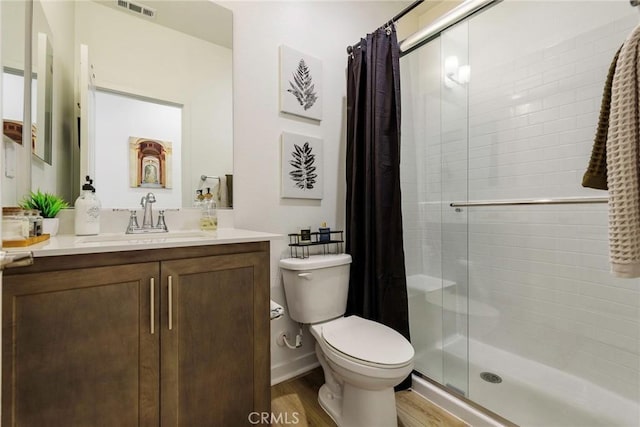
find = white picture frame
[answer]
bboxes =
[281,132,323,200]
[279,45,323,121]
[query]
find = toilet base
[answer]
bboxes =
[318,383,343,425]
[314,338,402,427]
[318,382,398,427]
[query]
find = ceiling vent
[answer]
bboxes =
[115,0,156,20]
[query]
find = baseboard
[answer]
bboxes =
[271,351,319,386]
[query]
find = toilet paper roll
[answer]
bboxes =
[270,300,285,320]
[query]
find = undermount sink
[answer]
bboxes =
[78,231,213,244]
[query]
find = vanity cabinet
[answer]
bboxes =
[3,242,270,427]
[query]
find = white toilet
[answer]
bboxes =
[279,254,414,427]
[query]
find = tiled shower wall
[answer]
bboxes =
[401,0,640,403]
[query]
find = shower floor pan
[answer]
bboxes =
[413,339,638,427]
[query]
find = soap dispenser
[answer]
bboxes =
[199,199,217,231]
[75,175,101,235]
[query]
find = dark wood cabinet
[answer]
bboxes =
[3,242,270,427]
[160,252,269,426]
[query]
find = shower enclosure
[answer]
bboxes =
[400,1,640,426]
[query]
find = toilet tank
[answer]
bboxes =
[279,254,352,324]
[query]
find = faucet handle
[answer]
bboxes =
[156,210,168,232]
[126,210,140,233]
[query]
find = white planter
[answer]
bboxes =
[42,218,59,236]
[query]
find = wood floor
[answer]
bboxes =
[271,368,469,427]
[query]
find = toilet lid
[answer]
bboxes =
[321,316,414,366]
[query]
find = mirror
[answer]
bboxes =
[32,0,53,164]
[24,0,233,209]
[1,0,27,204]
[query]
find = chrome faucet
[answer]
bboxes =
[141,193,156,228]
[125,192,169,234]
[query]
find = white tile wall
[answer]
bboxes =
[401,0,640,409]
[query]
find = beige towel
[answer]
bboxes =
[606,24,640,278]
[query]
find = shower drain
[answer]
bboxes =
[480,372,503,384]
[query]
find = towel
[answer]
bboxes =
[606,24,640,278]
[582,46,622,190]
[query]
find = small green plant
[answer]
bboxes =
[19,190,69,218]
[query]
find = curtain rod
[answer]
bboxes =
[346,0,424,55]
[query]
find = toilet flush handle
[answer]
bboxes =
[297,272,313,280]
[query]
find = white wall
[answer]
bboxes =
[222,0,410,384]
[75,1,232,208]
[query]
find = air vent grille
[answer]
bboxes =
[115,0,156,20]
[128,3,142,13]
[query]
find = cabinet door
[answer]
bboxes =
[160,252,269,427]
[3,263,160,427]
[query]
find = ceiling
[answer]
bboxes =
[92,0,233,49]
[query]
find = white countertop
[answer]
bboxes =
[8,228,280,257]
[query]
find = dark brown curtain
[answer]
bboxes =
[345,26,411,390]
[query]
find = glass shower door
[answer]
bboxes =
[464,2,640,426]
[402,2,639,426]
[440,21,470,397]
[400,20,470,398]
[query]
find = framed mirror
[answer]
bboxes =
[1,0,27,205]
[8,0,233,209]
[77,0,233,209]
[32,0,53,164]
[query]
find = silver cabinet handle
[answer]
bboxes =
[150,278,155,335]
[168,276,173,330]
[0,251,33,270]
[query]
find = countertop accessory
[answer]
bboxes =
[288,230,344,259]
[126,193,169,234]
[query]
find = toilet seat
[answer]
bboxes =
[320,316,414,368]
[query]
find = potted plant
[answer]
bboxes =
[19,190,69,236]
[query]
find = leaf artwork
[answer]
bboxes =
[287,59,318,111]
[289,142,317,190]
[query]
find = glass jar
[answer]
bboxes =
[199,200,217,231]
[2,207,30,241]
[24,210,43,236]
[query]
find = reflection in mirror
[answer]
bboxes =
[33,32,53,163]
[32,0,53,164]
[94,88,183,208]
[2,69,29,146]
[2,0,27,205]
[77,0,233,209]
